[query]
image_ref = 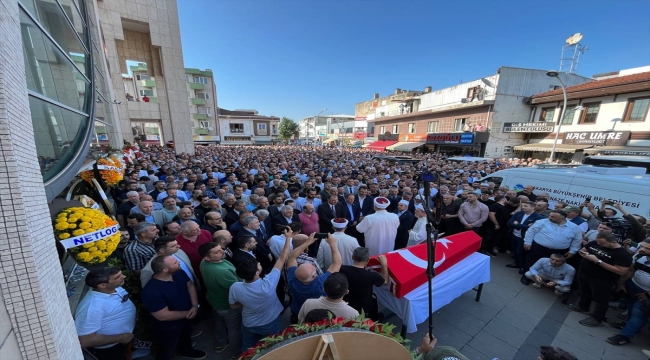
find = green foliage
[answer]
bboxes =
[278,117,298,141]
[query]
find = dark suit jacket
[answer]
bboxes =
[355,195,375,216]
[225,210,241,229]
[394,210,415,249]
[507,211,544,238]
[386,195,402,213]
[272,213,301,235]
[318,203,343,233]
[230,249,256,271]
[340,201,361,224]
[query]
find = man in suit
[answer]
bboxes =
[229,234,258,271]
[232,185,250,205]
[340,193,364,247]
[318,194,342,234]
[394,200,415,250]
[254,209,272,242]
[272,205,301,235]
[343,178,358,196]
[267,192,285,218]
[224,200,247,229]
[355,186,374,217]
[506,201,544,272]
[386,186,402,213]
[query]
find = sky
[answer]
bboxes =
[177,0,650,122]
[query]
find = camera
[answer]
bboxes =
[609,218,632,243]
[315,233,329,240]
[415,169,438,183]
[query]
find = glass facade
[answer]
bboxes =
[19,0,98,184]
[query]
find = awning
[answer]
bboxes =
[583,146,650,156]
[253,140,272,145]
[386,141,426,152]
[367,140,398,151]
[513,143,593,153]
[323,138,337,144]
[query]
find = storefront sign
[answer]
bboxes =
[378,134,399,141]
[399,134,427,142]
[145,135,160,141]
[602,150,650,156]
[563,131,630,146]
[503,122,554,133]
[223,136,251,141]
[193,135,219,142]
[426,133,475,145]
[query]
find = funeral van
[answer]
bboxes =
[480,165,650,219]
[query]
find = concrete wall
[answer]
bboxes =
[0,0,82,358]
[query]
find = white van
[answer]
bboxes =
[481,165,650,219]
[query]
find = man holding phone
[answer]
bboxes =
[565,233,632,327]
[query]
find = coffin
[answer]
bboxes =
[366,231,481,298]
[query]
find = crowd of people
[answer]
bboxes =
[72,144,650,360]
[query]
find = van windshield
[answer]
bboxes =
[583,156,650,174]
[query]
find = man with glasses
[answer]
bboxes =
[75,267,135,360]
[201,212,226,235]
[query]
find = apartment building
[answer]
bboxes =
[186,68,220,143]
[219,108,280,145]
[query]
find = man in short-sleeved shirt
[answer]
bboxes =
[287,266,330,315]
[340,265,384,316]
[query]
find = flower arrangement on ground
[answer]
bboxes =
[238,315,417,360]
[53,207,120,265]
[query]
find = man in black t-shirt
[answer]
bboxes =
[481,195,510,256]
[564,233,632,327]
[339,247,387,321]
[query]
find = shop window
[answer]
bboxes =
[539,107,555,122]
[454,118,467,132]
[427,121,438,133]
[230,123,244,133]
[623,97,649,122]
[579,103,600,124]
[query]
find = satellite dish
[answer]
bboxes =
[480,78,496,88]
[566,33,583,45]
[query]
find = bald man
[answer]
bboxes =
[213,230,234,260]
[287,233,341,324]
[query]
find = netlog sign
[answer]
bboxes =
[562,131,630,146]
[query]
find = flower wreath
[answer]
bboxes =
[238,315,418,360]
[53,207,121,265]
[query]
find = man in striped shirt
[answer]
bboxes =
[525,254,575,296]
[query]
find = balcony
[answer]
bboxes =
[195,128,209,135]
[193,114,207,120]
[140,79,156,87]
[191,98,206,105]
[189,83,204,90]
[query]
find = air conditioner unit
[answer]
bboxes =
[207,114,213,117]
[208,127,214,131]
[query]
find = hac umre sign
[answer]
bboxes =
[562,131,631,146]
[502,122,554,133]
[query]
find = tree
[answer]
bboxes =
[278,117,299,142]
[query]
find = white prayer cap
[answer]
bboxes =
[399,199,409,206]
[331,218,349,229]
[374,197,390,209]
[415,204,425,212]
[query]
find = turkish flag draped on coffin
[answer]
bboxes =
[366,231,482,298]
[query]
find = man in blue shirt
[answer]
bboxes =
[141,255,204,360]
[287,233,342,324]
[229,228,293,352]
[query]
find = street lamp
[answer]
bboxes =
[546,71,567,163]
[313,108,327,144]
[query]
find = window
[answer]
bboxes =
[392,125,398,133]
[454,118,467,132]
[185,74,191,82]
[427,121,439,133]
[194,76,208,84]
[197,107,211,115]
[229,123,244,133]
[189,106,196,114]
[199,121,210,128]
[579,102,600,124]
[258,123,267,130]
[408,123,416,133]
[195,92,210,100]
[562,107,577,124]
[139,89,153,97]
[272,124,277,134]
[623,97,650,122]
[136,74,150,80]
[379,126,385,134]
[539,107,555,122]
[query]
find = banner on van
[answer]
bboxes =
[562,131,630,146]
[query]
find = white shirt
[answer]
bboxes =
[513,213,531,238]
[268,235,293,259]
[74,287,136,348]
[317,231,360,270]
[356,210,400,257]
[407,216,428,247]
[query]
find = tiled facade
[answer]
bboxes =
[0,0,82,358]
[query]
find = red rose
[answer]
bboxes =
[362,319,374,326]
[331,317,346,324]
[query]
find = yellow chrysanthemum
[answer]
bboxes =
[67,223,77,229]
[85,229,95,234]
[58,233,70,239]
[78,222,91,229]
[88,246,98,252]
[54,223,69,231]
[72,229,85,236]
[55,217,68,223]
[81,216,92,222]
